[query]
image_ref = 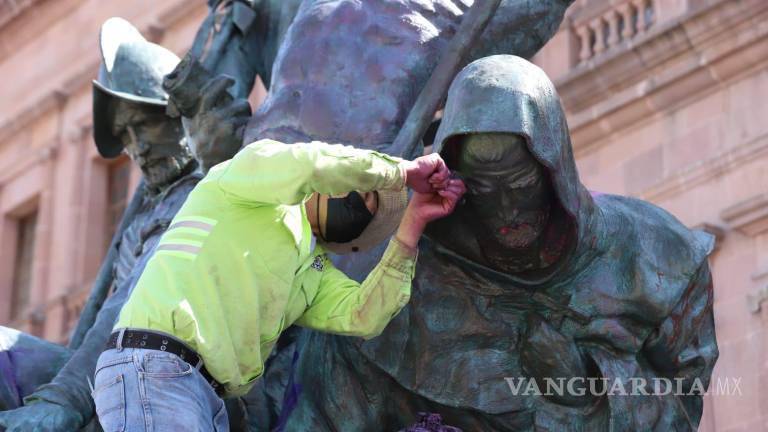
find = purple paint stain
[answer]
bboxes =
[401,412,462,432]
[0,351,22,409]
[272,349,303,432]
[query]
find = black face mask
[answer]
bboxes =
[321,192,374,243]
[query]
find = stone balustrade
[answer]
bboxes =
[573,0,656,64]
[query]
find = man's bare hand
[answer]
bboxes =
[411,179,465,224]
[395,179,466,249]
[401,153,450,193]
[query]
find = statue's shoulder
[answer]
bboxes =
[163,172,202,197]
[595,193,712,261]
[141,172,202,222]
[587,193,713,313]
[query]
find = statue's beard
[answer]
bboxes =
[141,152,193,189]
[475,209,551,272]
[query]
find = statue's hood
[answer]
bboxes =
[434,55,595,250]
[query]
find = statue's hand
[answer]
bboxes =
[520,314,595,407]
[184,74,252,172]
[0,400,85,432]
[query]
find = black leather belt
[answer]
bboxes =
[105,329,223,396]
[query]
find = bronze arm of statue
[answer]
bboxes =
[187,0,303,99]
[163,56,252,173]
[161,0,302,173]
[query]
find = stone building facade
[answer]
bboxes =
[0,0,765,430]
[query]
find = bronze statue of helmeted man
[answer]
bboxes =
[0,18,228,431]
[278,56,718,431]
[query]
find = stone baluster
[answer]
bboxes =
[575,24,593,63]
[633,0,650,33]
[589,18,606,55]
[617,2,635,40]
[604,9,620,48]
[647,0,658,27]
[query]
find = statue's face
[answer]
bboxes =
[457,133,553,253]
[111,100,193,188]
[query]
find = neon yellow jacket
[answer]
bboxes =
[115,139,416,397]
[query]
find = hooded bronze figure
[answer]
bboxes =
[269,56,718,431]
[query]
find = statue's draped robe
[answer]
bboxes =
[195,0,304,98]
[279,56,718,431]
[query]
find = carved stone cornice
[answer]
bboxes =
[0,89,67,145]
[720,194,768,237]
[557,0,768,156]
[639,132,768,202]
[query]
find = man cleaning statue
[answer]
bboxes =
[91,122,466,430]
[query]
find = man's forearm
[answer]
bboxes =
[295,237,416,337]
[394,207,426,250]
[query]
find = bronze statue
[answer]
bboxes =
[174,0,573,156]
[274,55,718,431]
[0,18,207,431]
[0,1,719,430]
[185,0,303,98]
[163,0,302,171]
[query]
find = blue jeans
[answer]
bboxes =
[92,348,229,431]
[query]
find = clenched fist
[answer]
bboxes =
[395,178,466,250]
[400,153,451,194]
